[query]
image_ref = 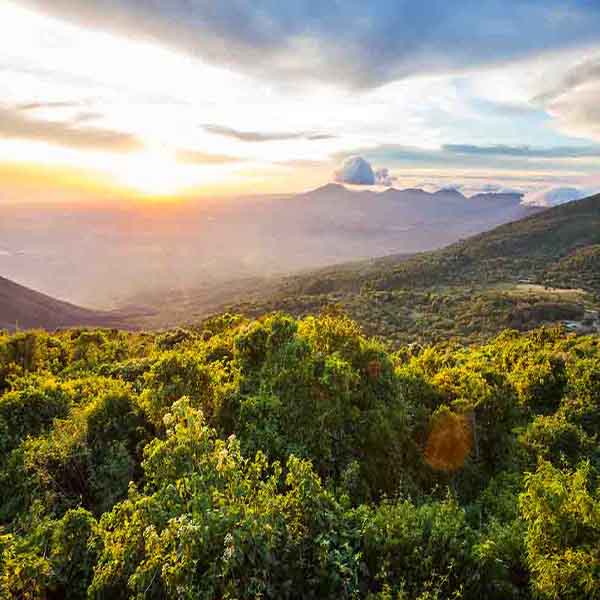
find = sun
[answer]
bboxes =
[113,148,203,197]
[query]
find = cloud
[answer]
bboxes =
[533,55,600,141]
[474,183,523,194]
[534,57,600,104]
[333,156,375,185]
[374,167,396,186]
[202,124,334,142]
[15,100,86,112]
[72,112,103,124]
[0,106,142,153]
[477,183,502,192]
[545,83,600,141]
[333,156,395,186]
[15,99,104,126]
[275,158,328,168]
[522,186,589,207]
[15,100,85,111]
[175,149,242,164]
[306,133,337,141]
[335,142,600,174]
[443,143,600,158]
[437,184,464,192]
[20,1,600,89]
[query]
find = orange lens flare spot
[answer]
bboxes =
[367,359,382,380]
[424,411,472,472]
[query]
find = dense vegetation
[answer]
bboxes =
[1,313,598,599]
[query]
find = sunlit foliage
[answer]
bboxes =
[0,316,598,598]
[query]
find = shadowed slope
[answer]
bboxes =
[0,276,133,331]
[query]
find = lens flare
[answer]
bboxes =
[424,410,472,472]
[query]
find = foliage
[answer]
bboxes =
[0,316,599,598]
[520,460,600,599]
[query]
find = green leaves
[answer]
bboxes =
[520,460,600,599]
[0,508,100,599]
[0,319,599,598]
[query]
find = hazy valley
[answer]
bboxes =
[1,184,536,309]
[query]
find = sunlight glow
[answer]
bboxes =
[1,0,600,199]
[113,148,199,196]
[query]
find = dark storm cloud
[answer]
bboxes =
[202,124,334,142]
[19,1,600,89]
[0,106,142,153]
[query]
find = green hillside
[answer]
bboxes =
[216,194,600,346]
[371,192,600,290]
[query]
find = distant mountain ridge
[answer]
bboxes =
[280,190,600,295]
[307,182,525,203]
[286,183,535,241]
[300,183,529,217]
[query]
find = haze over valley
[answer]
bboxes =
[1,183,539,308]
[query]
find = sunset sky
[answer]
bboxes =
[2,0,600,203]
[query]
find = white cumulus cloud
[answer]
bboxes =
[333,156,395,186]
[333,156,375,185]
[522,186,589,207]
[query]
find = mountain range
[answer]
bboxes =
[0,184,537,308]
[2,190,598,336]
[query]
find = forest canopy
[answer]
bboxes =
[0,313,598,599]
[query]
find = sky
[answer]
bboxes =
[2,1,600,203]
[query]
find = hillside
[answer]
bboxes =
[0,276,133,331]
[370,191,600,291]
[274,191,600,295]
[135,193,600,345]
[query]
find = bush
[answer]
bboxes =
[520,460,600,599]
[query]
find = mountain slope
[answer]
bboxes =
[133,193,600,345]
[370,191,600,291]
[266,191,600,296]
[0,276,133,331]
